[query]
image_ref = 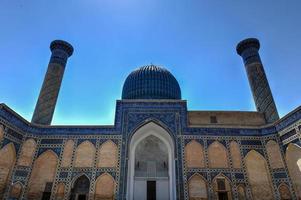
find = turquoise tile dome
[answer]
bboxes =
[122,65,181,99]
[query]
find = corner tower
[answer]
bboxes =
[236,38,279,123]
[31,40,73,125]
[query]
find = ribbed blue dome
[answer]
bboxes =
[122,65,181,99]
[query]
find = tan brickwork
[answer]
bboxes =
[9,182,22,199]
[237,185,246,200]
[229,141,242,168]
[188,111,266,126]
[55,182,65,200]
[266,140,284,169]
[27,150,58,200]
[208,141,228,168]
[188,174,207,200]
[286,143,301,199]
[245,150,274,200]
[278,183,292,200]
[17,139,36,166]
[97,140,118,168]
[74,141,96,167]
[61,140,74,167]
[0,143,16,198]
[185,140,205,168]
[94,173,115,200]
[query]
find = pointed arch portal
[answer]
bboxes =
[127,122,176,200]
[70,175,90,200]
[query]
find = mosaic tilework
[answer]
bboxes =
[0,102,301,199]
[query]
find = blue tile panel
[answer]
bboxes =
[280,129,297,141]
[235,173,245,179]
[1,102,301,200]
[273,172,287,179]
[40,139,64,144]
[15,170,29,177]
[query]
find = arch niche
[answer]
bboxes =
[127,122,176,200]
[0,143,16,198]
[286,143,301,199]
[70,175,90,200]
[244,150,274,200]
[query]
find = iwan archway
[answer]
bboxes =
[127,122,176,200]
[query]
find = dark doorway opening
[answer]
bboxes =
[41,192,51,200]
[41,182,53,200]
[147,181,156,200]
[77,194,86,200]
[218,192,228,200]
[70,175,90,200]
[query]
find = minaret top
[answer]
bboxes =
[50,40,74,57]
[236,38,260,56]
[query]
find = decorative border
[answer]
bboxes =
[0,101,301,200]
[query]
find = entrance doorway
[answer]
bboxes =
[147,181,156,200]
[218,192,228,200]
[70,175,90,200]
[133,135,169,200]
[214,177,230,200]
[41,182,53,200]
[128,122,176,200]
[77,194,87,200]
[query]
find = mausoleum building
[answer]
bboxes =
[0,38,300,200]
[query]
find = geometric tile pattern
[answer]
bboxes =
[0,102,301,199]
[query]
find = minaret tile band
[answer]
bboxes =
[31,40,73,125]
[237,38,279,123]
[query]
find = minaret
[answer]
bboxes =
[236,38,279,123]
[31,40,73,125]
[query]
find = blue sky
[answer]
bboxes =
[0,0,300,125]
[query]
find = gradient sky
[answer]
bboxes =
[0,0,300,125]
